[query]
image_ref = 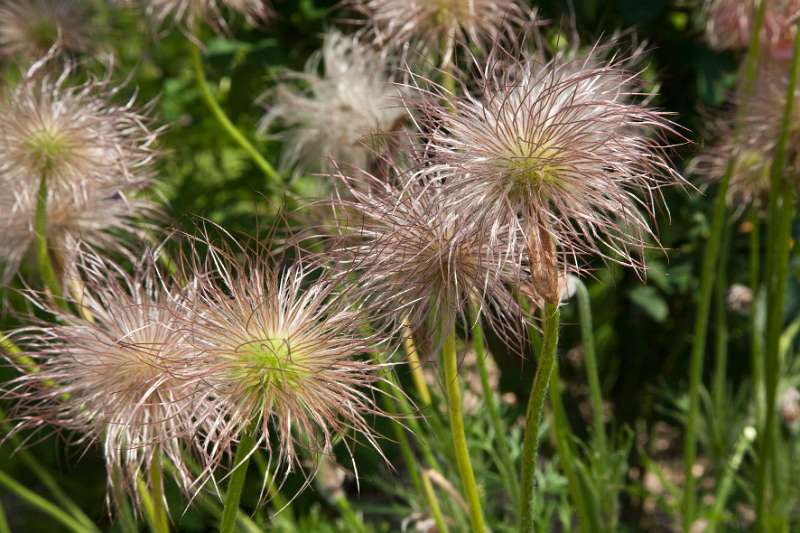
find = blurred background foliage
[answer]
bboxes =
[2,0,798,531]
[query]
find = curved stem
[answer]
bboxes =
[189,43,283,192]
[575,279,606,455]
[442,323,487,533]
[469,302,520,506]
[220,433,256,533]
[0,470,90,533]
[519,302,560,533]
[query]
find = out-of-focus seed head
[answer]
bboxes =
[695,66,800,208]
[705,0,800,61]
[325,165,528,343]
[2,251,210,504]
[0,67,161,282]
[413,48,684,301]
[185,245,386,482]
[128,0,271,31]
[353,0,534,65]
[0,0,91,60]
[260,30,406,173]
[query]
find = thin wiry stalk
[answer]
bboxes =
[441,322,487,533]
[148,457,170,533]
[519,302,559,533]
[402,320,432,407]
[0,470,90,533]
[422,470,450,533]
[756,21,800,530]
[683,159,733,530]
[189,42,283,193]
[34,175,67,311]
[711,220,732,454]
[749,207,764,426]
[575,279,607,456]
[469,301,519,507]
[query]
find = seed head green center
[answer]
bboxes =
[237,336,306,391]
[26,126,68,175]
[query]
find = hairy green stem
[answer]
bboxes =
[519,302,560,533]
[575,279,606,455]
[220,433,256,533]
[189,43,283,192]
[470,302,520,507]
[756,22,800,530]
[707,426,757,533]
[34,176,67,311]
[0,470,90,533]
[442,323,487,533]
[148,459,169,533]
[403,320,433,407]
[682,158,733,530]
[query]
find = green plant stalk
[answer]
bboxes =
[189,43,283,192]
[712,221,732,452]
[549,364,599,533]
[519,302,560,533]
[0,470,90,533]
[442,323,487,533]
[422,470,450,533]
[0,502,9,533]
[682,159,733,531]
[757,22,800,529]
[34,176,67,311]
[403,320,433,407]
[469,303,520,506]
[749,207,765,426]
[575,279,607,455]
[707,426,757,533]
[220,433,257,533]
[149,458,169,533]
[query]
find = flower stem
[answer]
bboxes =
[469,302,520,507]
[220,433,256,533]
[34,175,67,311]
[422,470,450,533]
[682,157,732,531]
[189,43,283,193]
[442,322,487,533]
[707,426,757,533]
[403,319,432,407]
[519,302,560,533]
[756,22,800,530]
[712,221,732,453]
[148,459,169,533]
[0,470,90,533]
[749,207,765,427]
[575,279,606,455]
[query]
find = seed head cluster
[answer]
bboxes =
[130,0,272,30]
[411,50,683,301]
[705,0,800,61]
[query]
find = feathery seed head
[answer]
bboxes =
[325,166,528,342]
[261,30,406,173]
[413,49,684,297]
[129,0,271,31]
[353,0,533,64]
[705,0,800,61]
[2,251,209,504]
[185,245,387,481]
[0,0,90,60]
[0,69,161,282]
